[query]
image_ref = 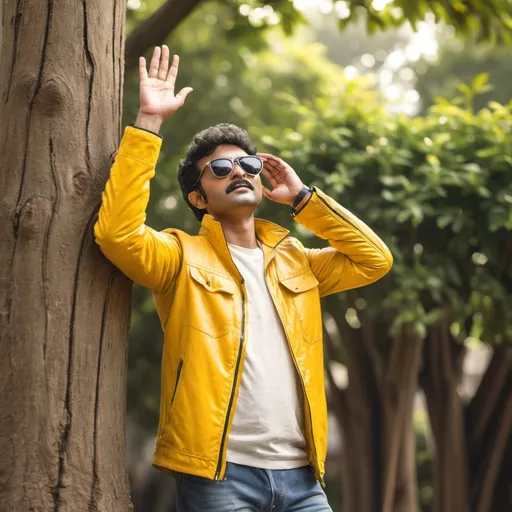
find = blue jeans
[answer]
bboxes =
[175,462,332,512]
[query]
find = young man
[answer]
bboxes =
[95,46,393,512]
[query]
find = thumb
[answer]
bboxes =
[176,87,193,104]
[262,186,272,199]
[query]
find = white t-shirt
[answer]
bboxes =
[226,242,308,469]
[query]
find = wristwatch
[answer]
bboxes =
[291,185,313,216]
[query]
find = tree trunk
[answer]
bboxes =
[325,309,420,512]
[0,1,131,511]
[467,347,512,512]
[394,416,419,512]
[420,324,469,512]
[491,430,512,512]
[381,332,421,512]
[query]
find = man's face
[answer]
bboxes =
[191,144,263,220]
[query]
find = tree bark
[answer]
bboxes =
[420,323,469,512]
[468,349,512,512]
[124,0,204,69]
[325,307,420,512]
[0,1,131,511]
[491,430,512,512]
[381,332,421,512]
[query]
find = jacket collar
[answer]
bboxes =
[199,214,289,249]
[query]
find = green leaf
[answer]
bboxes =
[472,72,489,91]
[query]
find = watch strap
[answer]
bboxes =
[291,185,312,214]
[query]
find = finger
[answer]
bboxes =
[148,46,161,79]
[167,54,180,85]
[262,186,272,198]
[257,153,282,165]
[261,168,278,188]
[263,161,282,177]
[158,45,169,81]
[176,87,193,105]
[261,157,284,173]
[263,159,287,179]
[139,57,148,81]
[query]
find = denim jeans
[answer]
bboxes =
[175,462,332,512]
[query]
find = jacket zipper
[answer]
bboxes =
[170,359,184,406]
[215,281,245,480]
[267,287,324,486]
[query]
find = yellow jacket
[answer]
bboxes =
[94,126,393,483]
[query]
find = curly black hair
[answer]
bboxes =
[177,123,257,221]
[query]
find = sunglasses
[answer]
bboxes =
[193,156,264,188]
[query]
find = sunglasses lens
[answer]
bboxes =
[210,159,234,177]
[239,157,263,176]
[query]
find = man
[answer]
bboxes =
[95,46,393,512]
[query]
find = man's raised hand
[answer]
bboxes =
[258,153,305,205]
[136,46,193,133]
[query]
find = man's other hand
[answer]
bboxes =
[135,46,193,133]
[258,153,307,206]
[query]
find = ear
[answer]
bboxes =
[188,189,207,210]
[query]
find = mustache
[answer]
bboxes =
[226,179,254,194]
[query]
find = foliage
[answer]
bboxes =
[333,0,512,43]
[125,0,512,65]
[260,76,512,348]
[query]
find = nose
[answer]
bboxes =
[231,160,246,179]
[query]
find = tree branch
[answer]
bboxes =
[125,0,204,70]
[324,328,348,425]
[466,346,512,452]
[473,371,512,512]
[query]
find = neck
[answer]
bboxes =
[215,213,258,249]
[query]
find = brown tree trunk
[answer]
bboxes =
[381,332,421,512]
[420,323,469,512]
[325,309,420,512]
[491,430,512,512]
[0,1,131,511]
[393,416,419,512]
[467,347,512,512]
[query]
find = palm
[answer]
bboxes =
[139,46,192,120]
[258,153,304,205]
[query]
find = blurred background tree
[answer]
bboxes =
[122,2,512,512]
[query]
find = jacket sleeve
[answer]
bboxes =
[293,187,393,298]
[94,126,182,293]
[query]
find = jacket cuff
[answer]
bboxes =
[291,187,324,223]
[118,125,164,167]
[129,124,163,139]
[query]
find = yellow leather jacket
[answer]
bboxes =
[94,126,393,483]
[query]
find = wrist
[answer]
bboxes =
[291,185,313,216]
[134,112,163,134]
[286,184,305,205]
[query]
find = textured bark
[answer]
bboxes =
[381,332,421,512]
[325,309,420,512]
[0,1,131,511]
[420,323,469,512]
[124,0,203,69]
[468,348,512,512]
[393,417,419,512]
[422,325,512,512]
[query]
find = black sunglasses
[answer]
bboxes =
[193,156,264,188]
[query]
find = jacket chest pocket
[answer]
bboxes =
[187,266,237,338]
[279,270,322,345]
